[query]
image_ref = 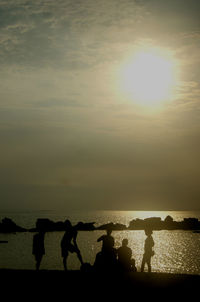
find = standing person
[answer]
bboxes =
[32,229,46,270]
[141,228,155,273]
[61,220,84,271]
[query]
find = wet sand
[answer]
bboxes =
[1,269,199,299]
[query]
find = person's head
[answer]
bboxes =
[106,227,112,235]
[145,228,153,236]
[64,219,72,230]
[106,229,112,235]
[122,238,128,246]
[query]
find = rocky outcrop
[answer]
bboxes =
[1,215,200,233]
[96,222,127,230]
[0,217,27,233]
[29,218,96,232]
[128,216,200,231]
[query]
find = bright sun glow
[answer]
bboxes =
[119,48,177,108]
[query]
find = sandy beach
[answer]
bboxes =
[1,269,199,299]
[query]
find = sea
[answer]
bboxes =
[0,210,200,275]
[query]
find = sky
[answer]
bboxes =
[0,0,200,211]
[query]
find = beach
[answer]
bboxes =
[1,269,200,299]
[1,210,200,274]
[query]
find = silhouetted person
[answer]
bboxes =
[94,227,117,271]
[32,229,46,270]
[117,238,134,271]
[141,228,154,273]
[97,227,115,253]
[130,258,137,272]
[61,220,84,271]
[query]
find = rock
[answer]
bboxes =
[75,221,96,231]
[35,218,56,231]
[164,216,174,229]
[0,217,27,233]
[128,216,200,231]
[30,218,96,232]
[128,218,145,230]
[182,218,200,230]
[96,222,127,230]
[164,215,173,223]
[143,217,163,230]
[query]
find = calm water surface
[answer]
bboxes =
[0,210,200,274]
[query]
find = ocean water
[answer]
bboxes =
[0,210,200,274]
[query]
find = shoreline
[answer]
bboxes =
[1,269,200,298]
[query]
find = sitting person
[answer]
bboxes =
[94,227,117,271]
[97,226,115,254]
[130,258,137,272]
[117,238,137,272]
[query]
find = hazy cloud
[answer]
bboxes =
[0,0,200,210]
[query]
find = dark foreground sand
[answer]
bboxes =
[1,269,200,300]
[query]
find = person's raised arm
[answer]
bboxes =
[97,235,104,242]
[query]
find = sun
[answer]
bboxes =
[119,48,177,108]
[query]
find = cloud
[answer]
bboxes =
[0,0,146,68]
[0,1,200,210]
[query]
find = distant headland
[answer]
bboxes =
[0,215,200,233]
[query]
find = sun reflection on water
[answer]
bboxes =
[0,211,200,274]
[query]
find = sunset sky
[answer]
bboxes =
[1,0,200,211]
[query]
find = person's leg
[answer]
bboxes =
[35,255,38,270]
[147,257,151,273]
[63,255,68,271]
[76,249,84,265]
[36,254,42,270]
[141,255,145,272]
[72,244,84,265]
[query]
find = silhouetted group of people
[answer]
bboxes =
[32,220,84,271]
[32,220,155,273]
[94,227,137,272]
